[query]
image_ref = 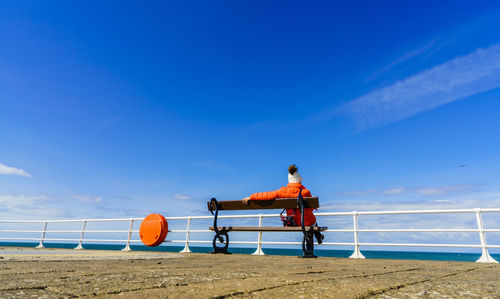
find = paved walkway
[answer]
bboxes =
[1,247,499,298]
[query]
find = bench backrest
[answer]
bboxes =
[207,197,319,211]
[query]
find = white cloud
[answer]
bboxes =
[0,163,32,177]
[71,194,102,203]
[343,43,500,130]
[173,193,192,200]
[338,184,477,198]
[0,194,65,219]
[324,189,500,212]
[190,160,230,170]
[97,116,122,129]
[415,185,471,196]
[366,38,438,81]
[380,187,406,195]
[323,195,500,212]
[0,194,48,208]
[337,189,377,197]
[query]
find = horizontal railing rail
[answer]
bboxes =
[0,208,499,263]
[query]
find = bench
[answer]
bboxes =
[207,192,327,258]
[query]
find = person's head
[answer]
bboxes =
[288,164,303,183]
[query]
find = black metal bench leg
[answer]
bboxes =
[298,190,317,258]
[301,230,317,258]
[211,231,231,254]
[209,197,231,254]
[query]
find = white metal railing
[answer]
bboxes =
[0,208,499,263]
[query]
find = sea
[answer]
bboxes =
[1,242,498,262]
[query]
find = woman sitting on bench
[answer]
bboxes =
[242,164,324,244]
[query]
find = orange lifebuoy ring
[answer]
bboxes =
[139,213,168,247]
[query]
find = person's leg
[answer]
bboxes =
[313,223,324,244]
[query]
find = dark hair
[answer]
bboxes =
[288,164,298,175]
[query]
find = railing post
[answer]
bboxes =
[475,208,498,263]
[180,216,192,253]
[122,218,134,251]
[36,221,48,249]
[349,211,365,259]
[252,214,265,255]
[74,220,86,250]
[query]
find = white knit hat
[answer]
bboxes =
[288,164,302,183]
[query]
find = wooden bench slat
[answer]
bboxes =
[207,197,319,211]
[209,226,327,232]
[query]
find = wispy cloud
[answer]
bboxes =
[0,163,32,177]
[189,160,230,170]
[416,185,473,196]
[97,117,122,129]
[173,193,192,200]
[339,189,377,197]
[380,187,406,195]
[71,194,102,203]
[324,190,500,212]
[0,194,65,218]
[341,43,500,130]
[366,38,438,81]
[0,194,48,208]
[338,184,478,197]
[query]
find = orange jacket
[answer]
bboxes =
[250,183,316,226]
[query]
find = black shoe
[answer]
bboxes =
[317,233,324,245]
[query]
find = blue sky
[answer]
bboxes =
[1,1,500,224]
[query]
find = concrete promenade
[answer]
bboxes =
[1,247,499,298]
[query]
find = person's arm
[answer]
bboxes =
[242,190,279,205]
[250,190,279,200]
[302,189,312,197]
